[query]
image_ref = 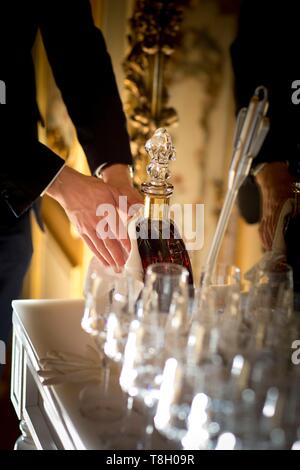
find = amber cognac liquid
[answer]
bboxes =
[136,196,194,285]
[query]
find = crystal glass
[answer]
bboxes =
[104,275,136,363]
[79,380,126,424]
[99,274,147,449]
[245,256,294,350]
[80,258,127,424]
[81,257,114,337]
[80,251,300,450]
[189,264,242,363]
[154,357,191,444]
[120,318,165,406]
[195,264,241,322]
[142,263,189,318]
[119,316,167,448]
[283,368,300,449]
[142,263,191,360]
[154,323,225,449]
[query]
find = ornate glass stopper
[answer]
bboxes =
[142,128,176,197]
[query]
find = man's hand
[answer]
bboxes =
[100,164,143,209]
[256,162,294,251]
[46,165,143,269]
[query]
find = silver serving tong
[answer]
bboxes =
[202,86,270,287]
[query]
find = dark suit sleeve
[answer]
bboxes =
[0,141,65,218]
[0,82,65,218]
[38,0,132,174]
[231,0,300,223]
[0,0,66,219]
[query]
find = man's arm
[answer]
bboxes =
[38,0,132,173]
[38,0,143,266]
[0,139,65,218]
[231,0,300,248]
[230,0,298,167]
[0,8,66,220]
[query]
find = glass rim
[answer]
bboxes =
[146,262,189,278]
[200,263,241,286]
[257,261,293,276]
[200,263,241,274]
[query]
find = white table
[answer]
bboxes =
[10,299,174,450]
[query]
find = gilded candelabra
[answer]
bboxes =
[123,0,190,186]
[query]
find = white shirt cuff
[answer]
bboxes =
[41,162,67,196]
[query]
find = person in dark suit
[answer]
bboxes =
[0,0,142,345]
[231,0,300,249]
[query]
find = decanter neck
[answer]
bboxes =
[144,194,170,220]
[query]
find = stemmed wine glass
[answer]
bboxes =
[104,275,137,364]
[155,323,227,449]
[142,263,189,318]
[190,264,242,365]
[244,255,294,351]
[119,316,166,449]
[119,263,190,449]
[96,274,146,449]
[80,259,127,425]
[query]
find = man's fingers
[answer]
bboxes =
[84,228,118,268]
[82,183,143,267]
[84,230,125,272]
[104,188,132,254]
[259,202,283,251]
[120,234,131,254]
[82,234,109,267]
[124,187,144,208]
[90,233,120,268]
[114,207,131,254]
[100,228,127,267]
[127,191,144,207]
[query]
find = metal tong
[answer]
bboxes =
[202,86,270,286]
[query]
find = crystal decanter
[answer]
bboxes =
[135,128,193,285]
